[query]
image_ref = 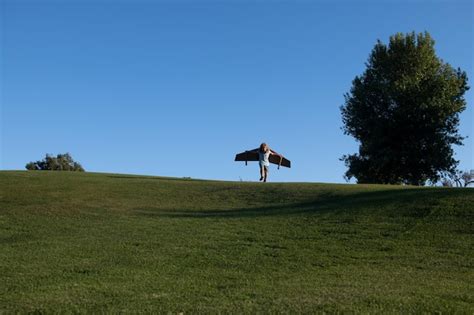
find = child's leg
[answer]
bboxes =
[263,166,269,182]
[259,165,264,181]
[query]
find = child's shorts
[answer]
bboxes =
[259,162,269,171]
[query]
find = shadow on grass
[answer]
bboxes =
[134,187,470,219]
[107,175,196,182]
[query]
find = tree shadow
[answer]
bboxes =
[133,187,469,219]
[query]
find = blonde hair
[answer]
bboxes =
[259,143,269,153]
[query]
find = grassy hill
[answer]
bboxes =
[1,171,473,313]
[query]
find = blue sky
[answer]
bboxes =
[1,0,472,183]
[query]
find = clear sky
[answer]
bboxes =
[1,0,472,183]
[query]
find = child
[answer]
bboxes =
[257,143,280,182]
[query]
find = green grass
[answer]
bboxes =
[1,171,473,313]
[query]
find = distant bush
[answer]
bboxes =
[26,153,85,172]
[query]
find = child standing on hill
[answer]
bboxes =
[257,143,280,182]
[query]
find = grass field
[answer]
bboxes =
[0,171,473,313]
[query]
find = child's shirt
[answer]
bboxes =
[259,150,271,166]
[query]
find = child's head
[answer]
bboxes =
[259,143,269,152]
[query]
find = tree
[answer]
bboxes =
[442,170,474,187]
[341,32,469,185]
[25,153,85,172]
[460,171,474,187]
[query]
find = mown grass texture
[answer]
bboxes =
[0,171,473,313]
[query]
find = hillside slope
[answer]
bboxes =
[0,171,473,312]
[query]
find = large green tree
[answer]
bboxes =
[341,32,469,185]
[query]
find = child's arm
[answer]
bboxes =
[270,150,284,169]
[270,149,282,157]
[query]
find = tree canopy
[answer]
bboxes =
[341,32,469,185]
[26,153,85,172]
